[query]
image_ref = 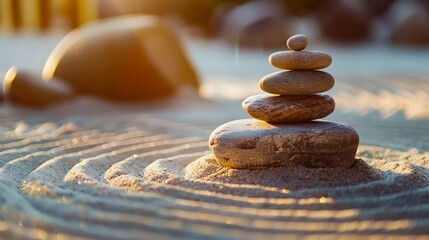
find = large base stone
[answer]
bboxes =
[209,119,359,169]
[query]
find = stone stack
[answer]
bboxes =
[209,34,359,169]
[245,34,335,123]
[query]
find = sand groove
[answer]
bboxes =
[0,110,428,239]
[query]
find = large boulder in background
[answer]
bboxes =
[43,15,199,101]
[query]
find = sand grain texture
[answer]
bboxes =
[0,96,428,240]
[1,36,429,239]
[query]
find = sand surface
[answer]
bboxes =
[0,94,428,239]
[0,35,429,239]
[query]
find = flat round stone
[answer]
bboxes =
[259,70,335,95]
[287,34,308,51]
[242,94,335,123]
[209,119,359,169]
[269,51,332,70]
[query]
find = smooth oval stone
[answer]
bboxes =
[259,70,335,95]
[209,119,359,169]
[243,94,335,123]
[287,34,308,51]
[43,15,199,101]
[269,51,332,70]
[3,67,73,107]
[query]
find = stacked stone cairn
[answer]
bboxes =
[209,34,359,169]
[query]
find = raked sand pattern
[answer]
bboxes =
[0,97,428,239]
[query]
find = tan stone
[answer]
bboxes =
[287,34,308,51]
[269,51,332,70]
[242,94,335,123]
[43,15,199,101]
[209,119,359,169]
[3,67,73,107]
[259,70,335,95]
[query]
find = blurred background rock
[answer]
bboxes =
[1,0,429,47]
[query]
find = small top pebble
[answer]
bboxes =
[287,34,308,51]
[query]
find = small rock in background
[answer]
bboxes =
[386,0,429,47]
[3,67,73,107]
[363,0,396,19]
[43,15,199,101]
[209,2,238,37]
[218,0,292,48]
[390,12,429,47]
[315,0,372,42]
